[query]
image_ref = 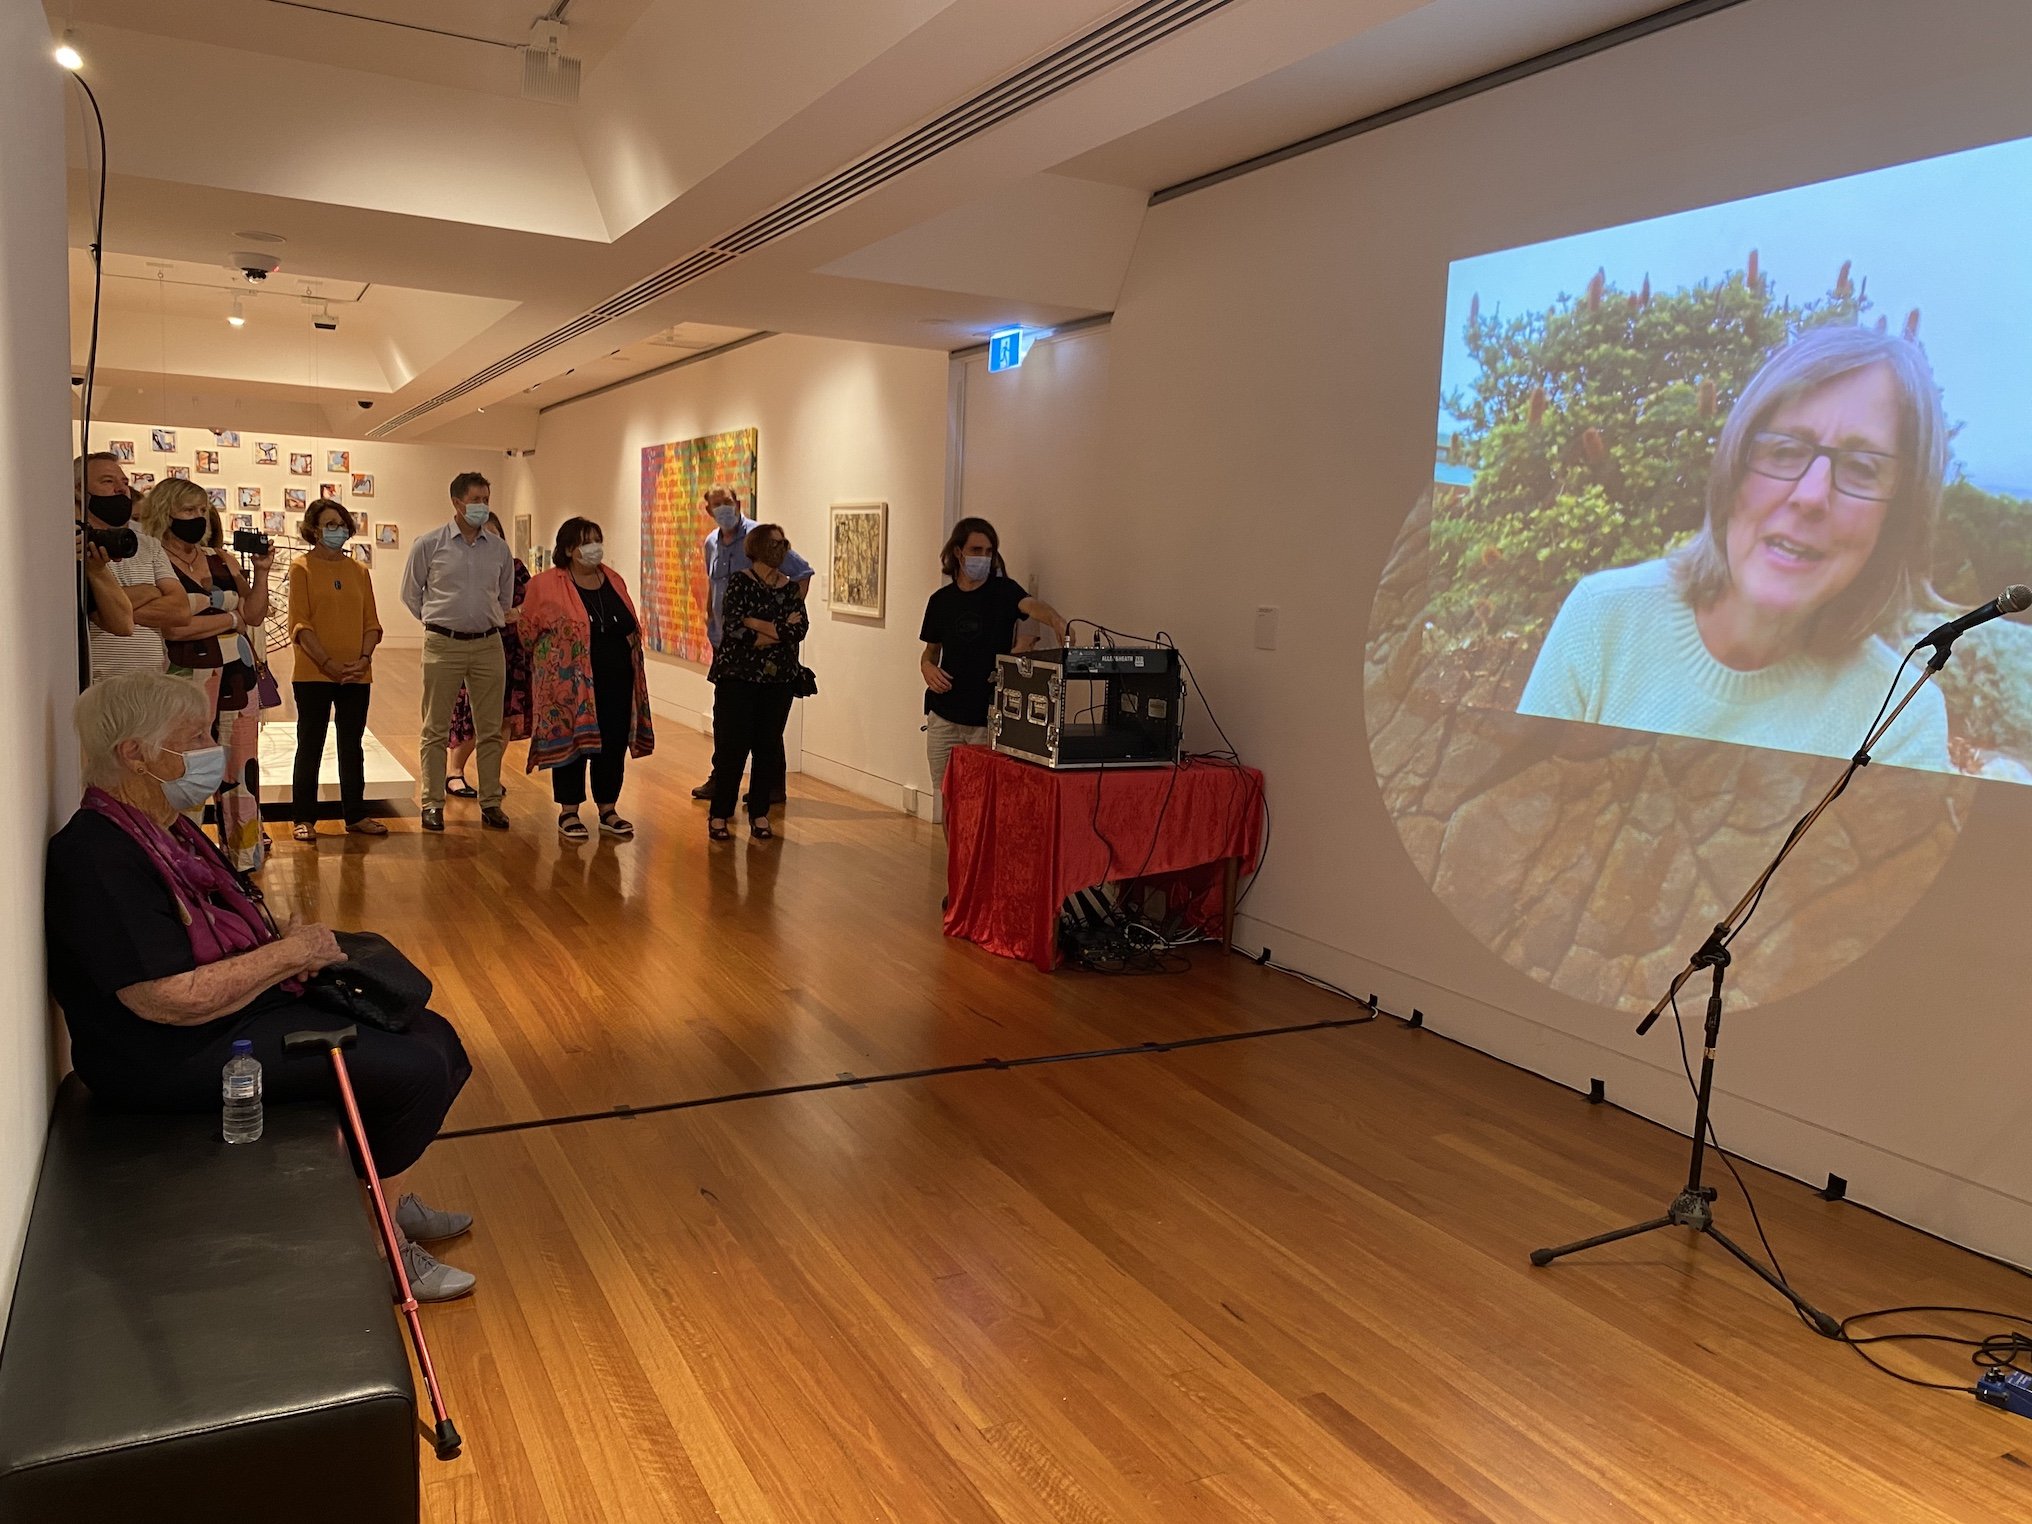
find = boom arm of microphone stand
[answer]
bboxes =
[1633,643,1952,1036]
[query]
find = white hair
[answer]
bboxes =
[76,674,212,791]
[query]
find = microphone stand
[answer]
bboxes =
[1528,635,1960,1337]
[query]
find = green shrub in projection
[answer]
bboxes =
[1435,255,1868,648]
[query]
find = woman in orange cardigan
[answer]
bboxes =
[521,516,655,842]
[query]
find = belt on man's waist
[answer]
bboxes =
[425,624,501,641]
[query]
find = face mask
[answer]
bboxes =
[152,745,227,812]
[170,517,210,545]
[87,491,134,526]
[756,541,788,570]
[321,526,349,549]
[962,555,993,582]
[713,505,741,532]
[462,502,490,527]
[577,541,605,567]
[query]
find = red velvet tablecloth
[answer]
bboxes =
[942,746,1266,970]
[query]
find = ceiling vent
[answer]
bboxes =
[521,19,582,104]
[371,0,1234,436]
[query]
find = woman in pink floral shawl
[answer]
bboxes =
[521,517,655,842]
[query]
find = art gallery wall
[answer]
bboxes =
[86,422,533,648]
[528,335,950,808]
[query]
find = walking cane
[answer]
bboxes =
[284,1026,464,1461]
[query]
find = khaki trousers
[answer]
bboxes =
[420,632,506,808]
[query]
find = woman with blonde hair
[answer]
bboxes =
[138,478,273,870]
[288,499,385,841]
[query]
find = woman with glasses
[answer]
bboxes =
[1517,325,1952,772]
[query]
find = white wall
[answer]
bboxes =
[3,26,90,1310]
[971,0,2032,1266]
[85,422,532,648]
[530,335,950,808]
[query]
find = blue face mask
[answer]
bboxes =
[321,526,349,549]
[962,554,993,583]
[462,502,490,528]
[154,745,227,812]
[713,505,741,532]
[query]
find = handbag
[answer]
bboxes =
[302,930,433,1033]
[791,664,818,699]
[255,662,282,710]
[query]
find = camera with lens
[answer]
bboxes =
[81,521,138,561]
[232,529,272,558]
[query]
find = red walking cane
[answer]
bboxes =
[285,1026,463,1461]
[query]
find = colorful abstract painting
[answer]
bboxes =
[639,426,756,663]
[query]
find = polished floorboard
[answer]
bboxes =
[250,654,2032,1523]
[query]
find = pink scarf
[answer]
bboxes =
[83,786,289,977]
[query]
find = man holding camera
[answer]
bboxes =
[403,471,515,833]
[78,451,185,685]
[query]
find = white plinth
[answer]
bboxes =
[258,719,413,804]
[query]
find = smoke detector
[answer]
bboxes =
[521,18,581,104]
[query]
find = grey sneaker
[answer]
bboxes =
[400,1237,476,1303]
[395,1192,472,1243]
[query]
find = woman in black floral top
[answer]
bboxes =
[706,524,809,840]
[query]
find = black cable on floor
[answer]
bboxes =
[436,1005,1378,1141]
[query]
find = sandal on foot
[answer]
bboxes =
[708,819,733,842]
[292,822,318,843]
[598,810,634,839]
[749,816,773,840]
[345,817,388,836]
[445,774,478,799]
[558,811,590,843]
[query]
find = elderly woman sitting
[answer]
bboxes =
[46,673,480,1300]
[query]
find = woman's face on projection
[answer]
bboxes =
[1720,363,1900,631]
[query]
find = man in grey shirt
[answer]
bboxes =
[401,471,515,832]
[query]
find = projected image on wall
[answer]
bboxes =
[1359,137,2032,1014]
[1427,134,2032,781]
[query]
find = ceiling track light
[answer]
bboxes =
[54,29,82,70]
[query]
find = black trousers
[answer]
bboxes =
[552,649,635,808]
[709,679,794,820]
[293,682,373,824]
[84,1004,471,1179]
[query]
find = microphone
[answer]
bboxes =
[1917,584,2032,648]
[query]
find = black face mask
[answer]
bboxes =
[86,492,134,527]
[169,517,210,545]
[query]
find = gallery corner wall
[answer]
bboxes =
[529,334,950,812]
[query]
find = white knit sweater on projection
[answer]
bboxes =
[1516,559,1952,773]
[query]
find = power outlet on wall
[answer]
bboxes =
[1254,606,1279,651]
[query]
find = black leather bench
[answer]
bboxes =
[0,1076,418,1522]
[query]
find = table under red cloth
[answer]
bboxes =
[942,746,1266,970]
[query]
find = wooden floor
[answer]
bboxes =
[254,654,2032,1523]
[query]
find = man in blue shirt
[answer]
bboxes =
[692,486,812,800]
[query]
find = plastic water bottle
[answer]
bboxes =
[222,1039,263,1144]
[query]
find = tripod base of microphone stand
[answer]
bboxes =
[1530,1189,1842,1339]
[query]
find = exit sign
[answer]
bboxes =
[988,327,1025,372]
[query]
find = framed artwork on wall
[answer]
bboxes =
[263,511,285,537]
[828,501,888,620]
[327,450,349,472]
[289,452,313,475]
[167,466,191,480]
[377,523,400,549]
[194,450,220,475]
[151,429,176,452]
[127,472,155,493]
[109,440,134,462]
[212,430,240,448]
[512,513,531,563]
[231,513,255,534]
[318,482,340,501]
[283,488,307,512]
[253,442,278,465]
[206,488,228,512]
[640,426,758,662]
[351,473,375,498]
[352,542,373,567]
[238,486,261,510]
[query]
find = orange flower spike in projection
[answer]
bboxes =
[1904,308,1922,342]
[1835,259,1853,300]
[1528,386,1547,427]
[1637,273,1651,309]
[1580,427,1608,466]
[1585,267,1606,311]
[1746,248,1760,290]
[1698,379,1717,419]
